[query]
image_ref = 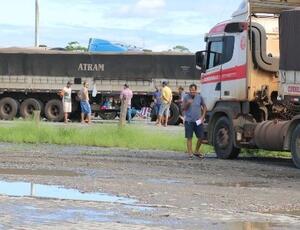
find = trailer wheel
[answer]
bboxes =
[168,102,180,125]
[45,99,64,122]
[99,111,117,120]
[20,98,42,118]
[291,124,300,169]
[0,97,19,120]
[213,116,240,159]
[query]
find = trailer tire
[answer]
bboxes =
[0,97,19,120]
[168,102,180,125]
[20,98,42,118]
[213,116,240,159]
[45,99,64,122]
[291,124,300,169]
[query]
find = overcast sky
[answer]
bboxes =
[0,0,238,52]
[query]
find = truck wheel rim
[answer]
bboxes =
[51,106,59,116]
[4,104,12,115]
[217,127,230,149]
[27,105,35,114]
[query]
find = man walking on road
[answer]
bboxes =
[79,81,91,124]
[61,81,72,123]
[183,84,207,159]
[120,84,133,123]
[157,81,172,127]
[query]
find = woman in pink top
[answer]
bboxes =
[120,84,133,123]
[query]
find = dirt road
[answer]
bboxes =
[0,142,299,229]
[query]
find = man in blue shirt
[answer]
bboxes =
[183,84,207,158]
[153,86,161,120]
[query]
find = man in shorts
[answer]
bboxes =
[120,84,133,123]
[79,81,91,124]
[61,81,72,123]
[183,84,207,158]
[157,81,172,127]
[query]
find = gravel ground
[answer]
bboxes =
[0,142,299,229]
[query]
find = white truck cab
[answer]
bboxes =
[196,0,300,168]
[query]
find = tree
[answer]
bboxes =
[170,45,191,53]
[65,41,87,52]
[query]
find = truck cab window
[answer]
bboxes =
[207,41,223,69]
[207,36,234,70]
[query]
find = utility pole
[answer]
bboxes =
[35,0,39,47]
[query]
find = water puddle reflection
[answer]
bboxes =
[0,180,137,204]
[0,168,80,177]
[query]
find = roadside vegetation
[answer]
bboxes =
[0,121,211,153]
[0,121,291,158]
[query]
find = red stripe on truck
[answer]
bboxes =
[201,65,247,84]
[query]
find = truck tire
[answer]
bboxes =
[168,102,180,125]
[0,97,19,120]
[99,111,117,120]
[20,98,42,118]
[213,116,240,159]
[291,124,300,169]
[45,99,64,122]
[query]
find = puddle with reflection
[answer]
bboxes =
[271,210,300,217]
[0,168,80,177]
[224,221,285,230]
[147,178,182,185]
[0,180,137,204]
[200,181,268,188]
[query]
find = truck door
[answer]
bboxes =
[201,37,223,111]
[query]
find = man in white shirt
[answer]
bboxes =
[61,81,72,123]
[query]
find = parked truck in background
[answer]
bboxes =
[196,0,300,168]
[0,48,198,125]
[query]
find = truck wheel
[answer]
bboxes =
[20,98,42,118]
[168,102,180,125]
[0,97,19,120]
[45,99,64,122]
[213,116,240,159]
[99,111,117,120]
[291,124,300,169]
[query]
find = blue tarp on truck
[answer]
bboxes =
[88,38,128,52]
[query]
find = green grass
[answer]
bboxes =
[0,121,291,158]
[0,121,190,152]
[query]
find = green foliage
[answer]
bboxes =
[170,45,191,53]
[65,41,87,52]
[0,121,290,158]
[0,122,190,152]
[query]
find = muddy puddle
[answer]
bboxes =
[224,221,286,230]
[271,210,300,217]
[196,181,268,188]
[0,168,80,177]
[0,180,137,204]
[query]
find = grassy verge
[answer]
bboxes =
[0,121,209,152]
[0,121,291,158]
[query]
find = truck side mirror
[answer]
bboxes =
[196,51,207,73]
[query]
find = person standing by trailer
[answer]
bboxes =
[79,81,91,124]
[120,84,133,123]
[153,86,162,123]
[61,81,72,123]
[157,81,172,127]
[183,84,207,159]
[175,86,186,124]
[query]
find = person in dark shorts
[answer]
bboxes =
[183,84,207,159]
[79,81,91,124]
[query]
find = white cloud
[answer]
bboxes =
[136,0,166,11]
[115,0,166,17]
